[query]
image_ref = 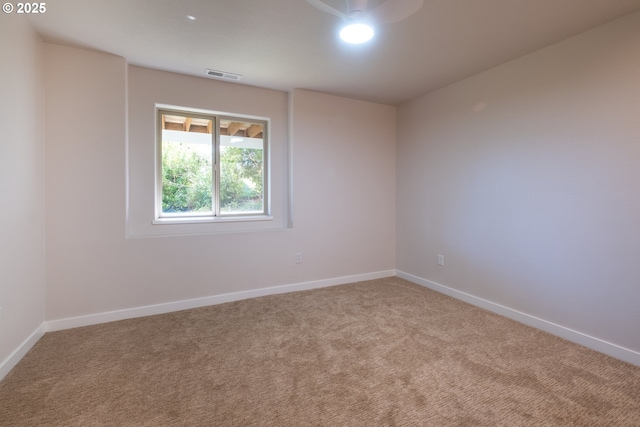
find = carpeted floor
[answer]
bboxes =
[1,277,639,426]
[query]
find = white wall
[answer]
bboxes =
[44,46,396,324]
[44,44,129,323]
[397,11,640,359]
[0,16,46,376]
[291,89,397,276]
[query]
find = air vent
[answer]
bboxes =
[206,69,242,81]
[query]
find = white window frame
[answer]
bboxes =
[154,106,271,224]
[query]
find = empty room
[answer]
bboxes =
[1,0,639,425]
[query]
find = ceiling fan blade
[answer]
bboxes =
[305,0,349,20]
[368,0,423,24]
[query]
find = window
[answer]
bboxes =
[156,107,269,222]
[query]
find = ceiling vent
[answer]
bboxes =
[206,69,242,81]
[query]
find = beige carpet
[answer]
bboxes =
[1,277,639,426]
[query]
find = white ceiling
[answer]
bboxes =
[26,0,640,105]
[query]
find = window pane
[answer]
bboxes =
[161,114,213,215]
[219,120,264,214]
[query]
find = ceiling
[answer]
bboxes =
[26,0,640,105]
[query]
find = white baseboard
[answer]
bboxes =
[397,271,640,367]
[45,270,397,332]
[0,323,45,381]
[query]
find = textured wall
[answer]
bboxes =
[397,11,640,354]
[44,48,396,322]
[0,15,46,373]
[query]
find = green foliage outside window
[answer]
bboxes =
[220,146,263,212]
[162,142,212,213]
[162,142,263,213]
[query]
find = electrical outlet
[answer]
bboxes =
[437,254,445,266]
[296,252,303,264]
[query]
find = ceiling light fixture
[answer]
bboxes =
[186,15,196,21]
[339,22,374,44]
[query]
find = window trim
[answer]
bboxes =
[155,105,270,224]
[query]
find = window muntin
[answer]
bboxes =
[157,108,268,220]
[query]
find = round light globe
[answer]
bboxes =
[339,23,374,44]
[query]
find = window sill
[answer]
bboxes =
[152,215,273,226]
